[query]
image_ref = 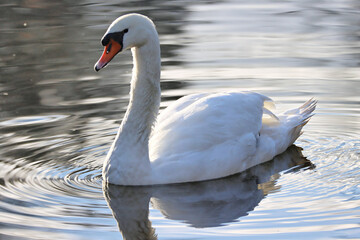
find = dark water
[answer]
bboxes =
[0,0,359,239]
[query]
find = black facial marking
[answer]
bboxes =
[101,29,128,47]
[101,34,111,46]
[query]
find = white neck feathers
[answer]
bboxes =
[103,31,161,185]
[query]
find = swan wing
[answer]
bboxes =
[150,91,269,162]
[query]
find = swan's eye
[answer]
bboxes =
[124,28,128,33]
[106,43,112,54]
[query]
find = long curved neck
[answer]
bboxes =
[103,34,161,185]
[125,41,161,143]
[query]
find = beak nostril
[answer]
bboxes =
[106,43,112,54]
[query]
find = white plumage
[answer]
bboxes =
[95,13,316,186]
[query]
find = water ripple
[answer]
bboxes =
[0,154,105,237]
[0,115,68,127]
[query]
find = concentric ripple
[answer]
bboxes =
[0,114,111,239]
[0,160,109,239]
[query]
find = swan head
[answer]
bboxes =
[94,13,157,72]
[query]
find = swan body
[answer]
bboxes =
[95,13,316,186]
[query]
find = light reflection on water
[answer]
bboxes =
[0,0,359,239]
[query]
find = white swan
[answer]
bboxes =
[94,13,316,186]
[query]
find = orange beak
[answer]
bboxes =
[94,39,122,72]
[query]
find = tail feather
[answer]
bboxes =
[259,98,316,159]
[283,98,317,125]
[298,98,317,126]
[286,98,317,144]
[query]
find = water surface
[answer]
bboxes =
[0,0,359,239]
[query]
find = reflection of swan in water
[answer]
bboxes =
[103,146,313,239]
[103,186,156,240]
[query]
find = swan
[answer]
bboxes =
[94,13,316,186]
